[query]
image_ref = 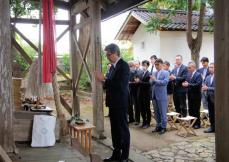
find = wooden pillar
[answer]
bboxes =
[89,0,104,138]
[0,0,15,152]
[215,0,229,161]
[70,14,80,116]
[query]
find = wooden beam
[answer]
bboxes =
[74,18,91,30]
[72,32,92,82]
[56,26,70,42]
[101,0,148,21]
[89,0,104,138]
[60,95,72,115]
[11,37,33,65]
[71,0,90,16]
[30,0,70,10]
[11,18,70,25]
[12,26,39,52]
[56,66,72,82]
[215,0,229,161]
[0,146,12,162]
[75,36,90,90]
[70,14,80,116]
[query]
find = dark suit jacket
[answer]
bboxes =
[104,59,130,109]
[186,71,203,95]
[167,70,174,94]
[139,70,151,98]
[204,75,215,103]
[197,67,210,81]
[172,64,188,93]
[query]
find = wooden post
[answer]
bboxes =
[89,0,105,138]
[70,14,80,116]
[0,0,15,152]
[215,0,229,161]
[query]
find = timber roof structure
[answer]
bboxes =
[115,8,213,40]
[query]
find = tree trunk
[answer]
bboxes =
[0,0,15,152]
[52,73,68,137]
[186,0,206,68]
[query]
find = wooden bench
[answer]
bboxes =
[176,116,197,137]
[69,123,95,155]
[167,112,180,130]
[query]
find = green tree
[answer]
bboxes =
[10,0,38,18]
[145,0,214,67]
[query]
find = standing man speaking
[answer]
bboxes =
[95,43,130,162]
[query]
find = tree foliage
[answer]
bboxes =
[10,0,39,18]
[145,0,214,32]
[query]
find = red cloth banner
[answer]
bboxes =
[42,0,57,83]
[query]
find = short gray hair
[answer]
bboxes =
[188,61,196,68]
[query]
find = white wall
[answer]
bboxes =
[131,26,214,68]
[131,24,161,61]
[160,31,214,67]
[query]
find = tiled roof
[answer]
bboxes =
[132,8,213,31]
[115,8,213,40]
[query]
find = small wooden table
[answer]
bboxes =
[69,123,95,154]
[176,116,197,137]
[167,112,180,130]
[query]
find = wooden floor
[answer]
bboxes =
[10,142,90,162]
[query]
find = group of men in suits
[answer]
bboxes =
[95,43,215,162]
[170,55,215,133]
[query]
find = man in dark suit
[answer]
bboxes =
[202,63,215,133]
[95,44,130,162]
[139,60,151,128]
[163,61,174,111]
[197,57,211,110]
[131,61,143,125]
[170,55,188,117]
[182,61,203,129]
[128,61,136,123]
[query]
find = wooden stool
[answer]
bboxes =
[167,112,180,130]
[69,123,95,154]
[200,109,210,128]
[176,116,197,137]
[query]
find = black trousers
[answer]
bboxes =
[132,88,141,123]
[128,89,135,122]
[140,95,151,125]
[109,107,130,159]
[188,93,201,126]
[173,91,187,117]
[207,96,215,129]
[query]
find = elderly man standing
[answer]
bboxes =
[151,59,169,134]
[95,44,130,162]
[202,63,215,133]
[170,55,188,117]
[182,61,203,129]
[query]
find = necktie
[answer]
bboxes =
[108,65,114,79]
[176,67,180,76]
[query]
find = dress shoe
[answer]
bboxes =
[193,125,200,129]
[204,127,215,133]
[119,160,128,162]
[103,156,119,162]
[142,124,150,129]
[152,126,162,133]
[159,128,166,134]
[134,122,140,126]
